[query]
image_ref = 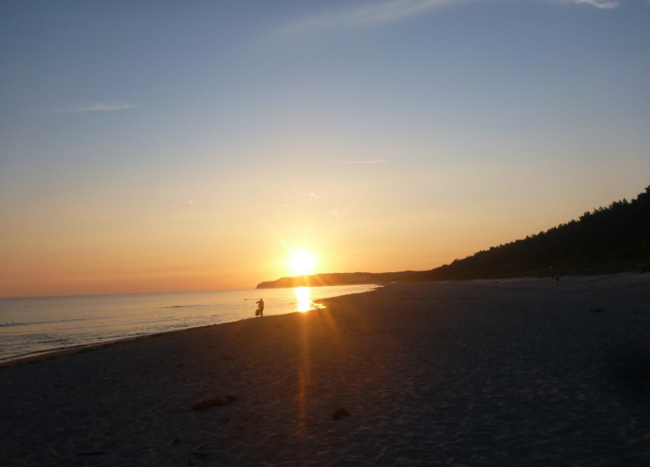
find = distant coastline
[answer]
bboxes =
[257,272,412,289]
[258,186,650,289]
[256,263,649,289]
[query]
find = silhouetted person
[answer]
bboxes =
[256,298,264,317]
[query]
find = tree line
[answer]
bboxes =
[413,185,650,280]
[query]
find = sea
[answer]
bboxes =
[0,284,379,362]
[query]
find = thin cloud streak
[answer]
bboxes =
[334,160,387,164]
[282,193,323,208]
[278,0,621,36]
[279,0,463,35]
[573,0,620,8]
[35,103,137,114]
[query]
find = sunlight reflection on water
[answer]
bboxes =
[295,287,311,312]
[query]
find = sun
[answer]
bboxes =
[289,251,315,276]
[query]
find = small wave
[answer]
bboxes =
[37,338,72,345]
[0,317,99,328]
[161,303,224,309]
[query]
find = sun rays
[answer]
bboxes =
[289,251,315,276]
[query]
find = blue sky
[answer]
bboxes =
[1,0,649,296]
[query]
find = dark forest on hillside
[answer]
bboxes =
[258,186,650,288]
[413,185,650,281]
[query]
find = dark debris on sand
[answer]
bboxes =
[192,395,239,411]
[332,407,351,420]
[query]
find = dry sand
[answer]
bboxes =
[1,274,650,466]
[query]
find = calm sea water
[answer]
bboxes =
[0,285,379,361]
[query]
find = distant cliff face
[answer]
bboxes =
[256,272,416,289]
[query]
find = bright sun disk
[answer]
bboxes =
[289,251,315,276]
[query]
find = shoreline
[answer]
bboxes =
[0,307,323,369]
[0,284,377,366]
[2,274,649,466]
[2,272,643,367]
[0,323,222,368]
[5,271,646,365]
[0,272,641,367]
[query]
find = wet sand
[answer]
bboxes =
[1,274,650,466]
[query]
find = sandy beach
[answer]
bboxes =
[1,274,650,466]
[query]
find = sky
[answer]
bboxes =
[1,0,649,298]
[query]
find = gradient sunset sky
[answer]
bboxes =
[1,0,649,298]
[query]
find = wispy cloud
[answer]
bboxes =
[35,102,137,114]
[278,0,621,36]
[572,0,620,8]
[334,159,387,164]
[282,200,302,208]
[282,193,323,208]
[278,0,461,35]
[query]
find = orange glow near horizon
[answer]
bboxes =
[3,183,646,299]
[2,2,649,301]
